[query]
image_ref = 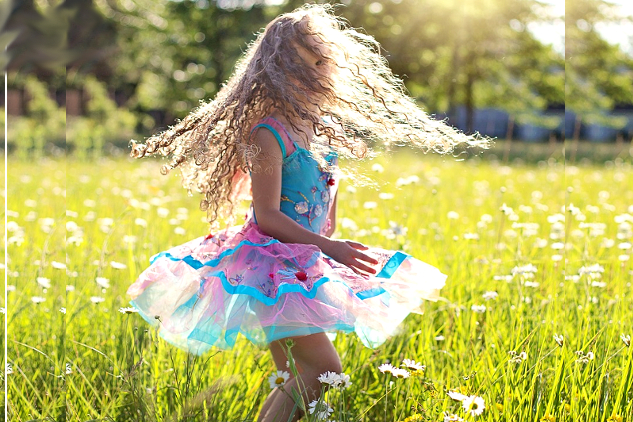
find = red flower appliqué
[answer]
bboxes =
[327,178,336,186]
[204,233,214,240]
[295,271,308,281]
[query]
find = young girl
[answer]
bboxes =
[127,4,487,420]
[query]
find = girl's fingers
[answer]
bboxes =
[351,260,377,275]
[346,240,369,250]
[352,249,379,265]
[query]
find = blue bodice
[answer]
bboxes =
[249,117,338,235]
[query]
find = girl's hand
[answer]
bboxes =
[321,239,379,276]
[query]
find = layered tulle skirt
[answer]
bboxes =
[127,221,447,355]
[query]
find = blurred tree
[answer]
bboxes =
[566,0,633,147]
[339,0,564,134]
[77,0,568,142]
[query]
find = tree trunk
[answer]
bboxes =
[569,115,582,164]
[465,69,474,134]
[503,115,514,164]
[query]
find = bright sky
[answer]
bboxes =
[529,0,633,56]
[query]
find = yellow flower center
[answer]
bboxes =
[275,377,285,385]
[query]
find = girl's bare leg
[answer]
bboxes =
[257,333,342,422]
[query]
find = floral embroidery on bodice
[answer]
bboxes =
[249,117,339,235]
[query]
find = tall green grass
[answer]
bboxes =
[6,152,632,421]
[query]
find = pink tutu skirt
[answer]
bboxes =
[127,221,447,355]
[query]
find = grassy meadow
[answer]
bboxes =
[5,150,632,422]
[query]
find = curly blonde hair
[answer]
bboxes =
[130,3,489,227]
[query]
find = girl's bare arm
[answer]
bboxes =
[250,128,376,274]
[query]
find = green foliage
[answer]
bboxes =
[339,0,564,131]
[566,0,633,131]
[7,74,65,159]
[67,75,139,159]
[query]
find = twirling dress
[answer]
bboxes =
[127,117,447,355]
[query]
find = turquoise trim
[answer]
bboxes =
[376,251,409,278]
[150,238,280,266]
[146,245,409,306]
[251,123,287,158]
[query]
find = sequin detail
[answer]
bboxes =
[295,201,309,214]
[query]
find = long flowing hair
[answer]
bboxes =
[130,3,490,227]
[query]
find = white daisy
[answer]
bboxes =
[482,291,498,301]
[378,363,396,374]
[462,395,485,416]
[119,307,139,314]
[36,277,51,289]
[96,277,110,289]
[307,400,333,420]
[471,304,487,313]
[90,296,105,304]
[402,359,425,372]
[447,389,468,401]
[267,370,290,389]
[336,372,352,390]
[110,261,127,269]
[443,413,464,422]
[318,371,339,386]
[391,368,410,379]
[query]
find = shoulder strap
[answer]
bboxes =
[250,123,287,158]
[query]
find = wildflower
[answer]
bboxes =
[51,261,67,269]
[268,370,290,389]
[608,414,623,422]
[119,307,139,314]
[60,308,66,314]
[392,368,410,378]
[540,415,555,422]
[509,351,528,364]
[575,351,594,364]
[447,211,459,220]
[402,359,425,372]
[6,363,13,375]
[482,291,498,301]
[378,363,396,374]
[554,334,564,347]
[307,400,333,420]
[36,277,51,289]
[135,217,148,227]
[110,261,127,269]
[31,296,46,304]
[372,163,384,173]
[337,372,352,389]
[65,363,72,375]
[511,264,537,275]
[462,395,485,416]
[0,308,4,314]
[318,371,339,386]
[363,201,377,209]
[174,227,186,235]
[90,296,105,304]
[434,335,445,341]
[621,334,630,347]
[96,277,110,289]
[379,192,394,200]
[443,414,464,422]
[447,389,468,401]
[471,304,486,313]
